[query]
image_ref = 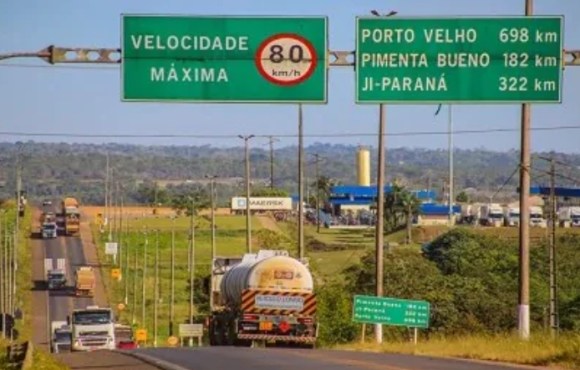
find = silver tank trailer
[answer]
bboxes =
[220,250,314,308]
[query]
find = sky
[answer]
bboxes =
[0,0,579,152]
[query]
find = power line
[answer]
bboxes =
[491,165,520,200]
[0,124,580,139]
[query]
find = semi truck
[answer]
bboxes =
[504,206,520,227]
[69,305,115,351]
[529,206,547,228]
[208,250,318,348]
[62,197,81,236]
[480,203,504,227]
[50,321,72,353]
[558,206,580,227]
[44,258,67,290]
[74,266,95,297]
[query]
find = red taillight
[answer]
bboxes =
[298,317,313,324]
[242,314,259,321]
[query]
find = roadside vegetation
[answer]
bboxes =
[0,201,67,369]
[92,211,295,345]
[89,202,580,368]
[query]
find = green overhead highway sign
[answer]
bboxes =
[356,16,563,104]
[353,295,430,328]
[121,15,328,103]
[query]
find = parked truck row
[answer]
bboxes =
[460,203,548,228]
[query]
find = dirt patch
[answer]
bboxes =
[257,214,282,233]
[81,205,232,221]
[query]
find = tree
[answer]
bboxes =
[170,187,209,216]
[456,191,469,203]
[399,190,421,244]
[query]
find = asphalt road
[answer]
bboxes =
[132,347,549,370]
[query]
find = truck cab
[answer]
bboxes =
[70,306,115,351]
[42,222,58,239]
[47,270,67,290]
[529,206,547,228]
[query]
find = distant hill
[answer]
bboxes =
[0,141,578,205]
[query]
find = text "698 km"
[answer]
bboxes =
[255,33,318,86]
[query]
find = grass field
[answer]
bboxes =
[338,333,580,369]
[92,213,286,346]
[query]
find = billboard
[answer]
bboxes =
[231,197,292,211]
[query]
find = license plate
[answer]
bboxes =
[259,321,273,331]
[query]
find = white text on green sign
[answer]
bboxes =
[356,17,563,104]
[122,15,328,103]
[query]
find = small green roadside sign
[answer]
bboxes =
[121,15,328,103]
[356,16,563,104]
[353,295,430,328]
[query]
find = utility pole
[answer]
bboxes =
[238,135,254,253]
[310,153,323,234]
[154,230,159,347]
[169,217,175,336]
[0,212,4,340]
[108,168,113,242]
[0,210,6,339]
[549,157,558,337]
[267,136,279,190]
[189,196,196,346]
[14,153,21,315]
[537,155,559,337]
[119,183,124,272]
[124,226,129,305]
[141,229,148,330]
[298,104,305,260]
[448,105,454,225]
[375,103,386,344]
[205,175,218,263]
[518,0,532,341]
[132,240,138,325]
[369,8,397,345]
[105,152,109,237]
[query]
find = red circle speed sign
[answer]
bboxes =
[255,33,318,86]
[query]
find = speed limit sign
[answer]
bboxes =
[255,33,318,86]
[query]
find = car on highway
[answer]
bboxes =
[115,324,137,350]
[42,200,52,206]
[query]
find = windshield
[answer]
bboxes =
[509,212,520,217]
[530,213,542,218]
[49,273,65,279]
[72,310,112,325]
[490,213,503,219]
[43,224,56,230]
[55,331,71,342]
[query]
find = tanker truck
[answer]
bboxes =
[207,250,317,348]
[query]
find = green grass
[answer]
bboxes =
[120,214,263,232]
[337,333,580,369]
[93,214,268,346]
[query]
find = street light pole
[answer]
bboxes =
[238,135,255,253]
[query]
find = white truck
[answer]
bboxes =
[558,206,580,227]
[480,203,504,227]
[529,206,547,228]
[50,321,72,353]
[504,206,520,227]
[460,204,479,225]
[44,258,67,290]
[69,305,115,351]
